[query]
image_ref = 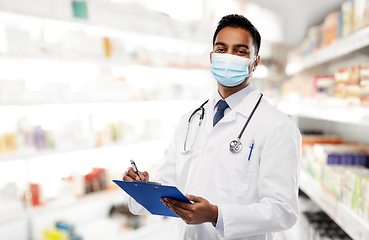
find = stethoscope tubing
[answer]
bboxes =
[187,99,209,123]
[236,93,263,140]
[184,93,263,153]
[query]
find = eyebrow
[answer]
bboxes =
[214,42,226,47]
[214,42,249,50]
[235,44,249,50]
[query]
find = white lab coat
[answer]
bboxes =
[129,88,301,240]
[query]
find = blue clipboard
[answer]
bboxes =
[112,180,191,218]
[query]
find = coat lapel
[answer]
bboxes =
[221,88,261,123]
[203,89,262,134]
[204,94,216,135]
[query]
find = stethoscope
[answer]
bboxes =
[183,93,263,154]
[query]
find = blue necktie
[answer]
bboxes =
[213,100,229,126]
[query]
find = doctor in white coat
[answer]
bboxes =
[123,14,301,240]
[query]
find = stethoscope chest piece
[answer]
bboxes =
[229,139,242,153]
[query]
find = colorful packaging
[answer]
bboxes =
[358,196,369,221]
[353,0,369,30]
[361,178,369,200]
[348,66,360,85]
[342,185,354,207]
[342,0,354,36]
[359,63,369,105]
[335,68,350,84]
[0,133,17,153]
[322,165,345,200]
[313,75,335,97]
[323,11,339,46]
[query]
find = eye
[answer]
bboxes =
[236,49,249,56]
[215,48,226,53]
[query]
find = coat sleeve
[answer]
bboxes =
[128,119,181,215]
[217,119,301,239]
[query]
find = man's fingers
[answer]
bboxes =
[122,174,134,181]
[163,199,192,221]
[141,171,149,181]
[137,171,149,181]
[186,194,202,203]
[123,167,140,181]
[165,197,193,211]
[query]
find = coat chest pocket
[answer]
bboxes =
[214,146,255,192]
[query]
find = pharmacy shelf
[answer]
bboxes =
[0,188,123,225]
[0,138,169,228]
[300,170,369,240]
[277,100,369,126]
[286,26,369,75]
[0,142,122,162]
[0,100,202,162]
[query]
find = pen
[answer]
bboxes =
[248,140,254,161]
[130,159,142,180]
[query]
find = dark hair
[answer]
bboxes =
[212,14,261,55]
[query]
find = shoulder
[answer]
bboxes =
[258,98,297,129]
[179,99,210,124]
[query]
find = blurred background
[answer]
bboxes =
[1,0,369,239]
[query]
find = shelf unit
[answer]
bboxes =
[0,1,215,238]
[300,170,369,240]
[286,26,369,75]
[0,100,202,162]
[277,100,369,126]
[283,21,369,239]
[0,188,123,225]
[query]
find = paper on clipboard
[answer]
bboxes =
[112,180,191,218]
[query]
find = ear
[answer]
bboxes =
[210,52,213,63]
[252,55,260,72]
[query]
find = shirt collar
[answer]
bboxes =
[213,83,255,110]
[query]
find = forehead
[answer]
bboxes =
[215,27,254,49]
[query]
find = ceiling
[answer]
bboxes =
[111,0,347,48]
[247,0,347,47]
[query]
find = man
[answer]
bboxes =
[123,14,301,240]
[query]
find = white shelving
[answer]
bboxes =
[277,100,369,126]
[284,14,369,239]
[300,170,369,240]
[0,100,202,162]
[0,188,123,224]
[0,1,215,239]
[286,26,369,75]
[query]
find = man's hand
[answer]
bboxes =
[161,195,218,225]
[122,167,149,182]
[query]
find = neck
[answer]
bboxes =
[217,79,251,99]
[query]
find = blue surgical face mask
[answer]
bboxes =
[211,53,254,87]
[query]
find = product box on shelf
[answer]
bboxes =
[353,0,369,31]
[0,133,17,153]
[357,177,369,220]
[301,134,344,181]
[301,134,369,222]
[323,11,340,46]
[342,0,354,37]
[288,0,369,63]
[313,75,336,97]
[322,165,346,200]
[358,196,369,221]
[360,63,369,106]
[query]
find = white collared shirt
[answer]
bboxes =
[213,83,255,119]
